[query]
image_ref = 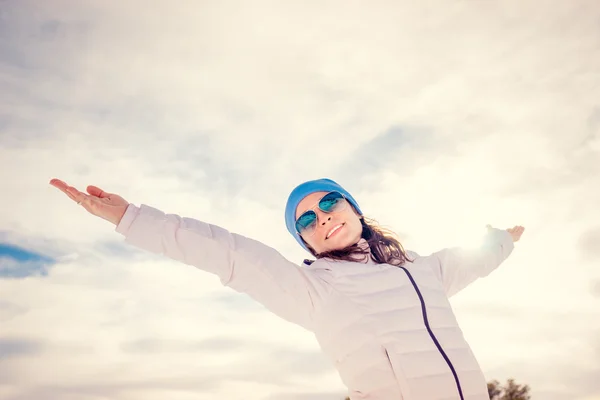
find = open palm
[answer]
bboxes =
[506,225,525,242]
[49,178,129,226]
[487,224,525,243]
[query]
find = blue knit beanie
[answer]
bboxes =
[285,178,363,252]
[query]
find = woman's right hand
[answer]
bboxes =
[49,178,129,226]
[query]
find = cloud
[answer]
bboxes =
[0,338,43,359]
[265,348,333,377]
[120,334,333,379]
[0,244,55,278]
[486,332,600,400]
[0,299,28,322]
[0,251,330,400]
[120,337,246,355]
[578,226,600,262]
[591,280,600,299]
[0,378,220,400]
[263,392,346,400]
[0,243,54,263]
[333,124,441,189]
[1,0,599,399]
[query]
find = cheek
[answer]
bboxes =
[350,218,363,237]
[304,236,318,250]
[345,208,362,230]
[340,212,363,242]
[302,235,322,254]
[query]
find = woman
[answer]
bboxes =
[49,177,524,400]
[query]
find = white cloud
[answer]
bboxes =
[1,0,599,398]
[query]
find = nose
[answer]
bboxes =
[316,210,332,226]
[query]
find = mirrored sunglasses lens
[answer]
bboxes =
[319,192,345,212]
[296,211,317,234]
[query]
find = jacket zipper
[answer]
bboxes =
[399,266,465,400]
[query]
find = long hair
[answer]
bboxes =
[303,217,412,266]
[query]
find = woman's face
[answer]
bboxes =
[295,191,363,255]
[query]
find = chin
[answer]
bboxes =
[327,238,354,252]
[318,229,360,253]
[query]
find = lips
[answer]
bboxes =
[326,223,345,239]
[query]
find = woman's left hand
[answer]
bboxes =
[487,225,525,242]
[506,225,525,242]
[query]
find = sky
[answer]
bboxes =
[1,0,599,399]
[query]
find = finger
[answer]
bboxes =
[50,179,79,201]
[87,185,110,198]
[72,191,93,207]
[68,187,84,201]
[64,185,89,204]
[514,228,524,239]
[49,178,69,192]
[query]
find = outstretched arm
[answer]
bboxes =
[49,179,322,330]
[426,225,524,297]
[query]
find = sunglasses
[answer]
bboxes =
[295,191,348,237]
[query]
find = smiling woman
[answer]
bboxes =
[49,177,524,400]
[289,186,412,266]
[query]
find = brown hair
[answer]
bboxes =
[303,217,413,266]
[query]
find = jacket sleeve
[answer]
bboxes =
[115,203,321,330]
[426,228,515,297]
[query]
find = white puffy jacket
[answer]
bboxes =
[116,203,515,400]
